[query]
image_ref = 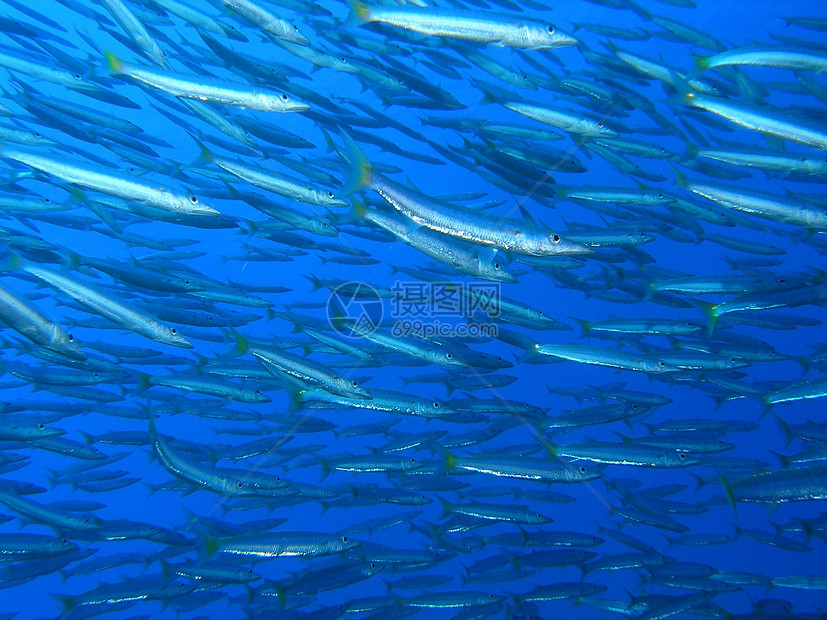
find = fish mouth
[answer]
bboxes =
[548,30,579,48]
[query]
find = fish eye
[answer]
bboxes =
[237,482,243,487]
[580,466,586,473]
[38,423,45,429]
[547,25,555,34]
[446,353,453,359]
[657,193,664,199]
[280,94,289,101]
[73,74,81,80]
[342,536,348,542]
[494,263,500,269]
[550,234,561,244]
[189,196,199,204]
[328,191,334,197]
[34,132,41,138]
[433,402,440,408]
[658,360,666,367]
[171,328,177,334]
[61,538,67,544]
[679,452,686,459]
[68,333,74,341]
[352,381,358,386]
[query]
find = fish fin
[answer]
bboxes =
[518,205,540,229]
[572,317,591,338]
[344,0,372,28]
[772,413,794,448]
[688,299,719,337]
[134,372,151,394]
[345,197,367,225]
[338,131,373,196]
[189,133,213,165]
[103,50,123,74]
[717,470,737,519]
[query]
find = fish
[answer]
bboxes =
[345,1,576,50]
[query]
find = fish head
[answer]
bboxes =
[537,232,592,256]
[48,325,86,361]
[165,327,194,349]
[536,24,579,49]
[336,377,372,400]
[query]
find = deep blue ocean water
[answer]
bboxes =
[0,0,825,618]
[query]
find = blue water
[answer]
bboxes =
[0,0,825,618]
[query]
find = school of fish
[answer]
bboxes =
[0,0,825,617]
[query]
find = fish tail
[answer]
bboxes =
[438,497,453,520]
[189,134,213,166]
[572,317,591,338]
[437,448,457,474]
[344,0,372,27]
[338,131,373,196]
[202,534,218,557]
[772,412,794,447]
[230,329,249,355]
[103,50,123,74]
[134,372,152,394]
[304,273,324,293]
[717,470,738,518]
[343,197,368,225]
[52,595,74,614]
[689,299,719,336]
[315,454,333,482]
[0,252,23,273]
[691,55,711,74]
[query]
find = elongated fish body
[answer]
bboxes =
[0,282,84,360]
[765,377,827,404]
[693,147,827,175]
[342,134,586,256]
[0,48,100,92]
[347,2,576,50]
[680,91,827,149]
[214,156,347,207]
[105,52,309,113]
[218,0,309,45]
[697,46,827,73]
[365,208,517,283]
[687,181,827,228]
[20,264,192,349]
[99,0,170,68]
[247,344,371,399]
[0,144,218,217]
[446,455,605,482]
[504,101,618,136]
[730,466,827,502]
[535,344,681,373]
[207,532,358,558]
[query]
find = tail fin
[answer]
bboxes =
[103,50,123,74]
[343,1,372,28]
[338,131,373,196]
